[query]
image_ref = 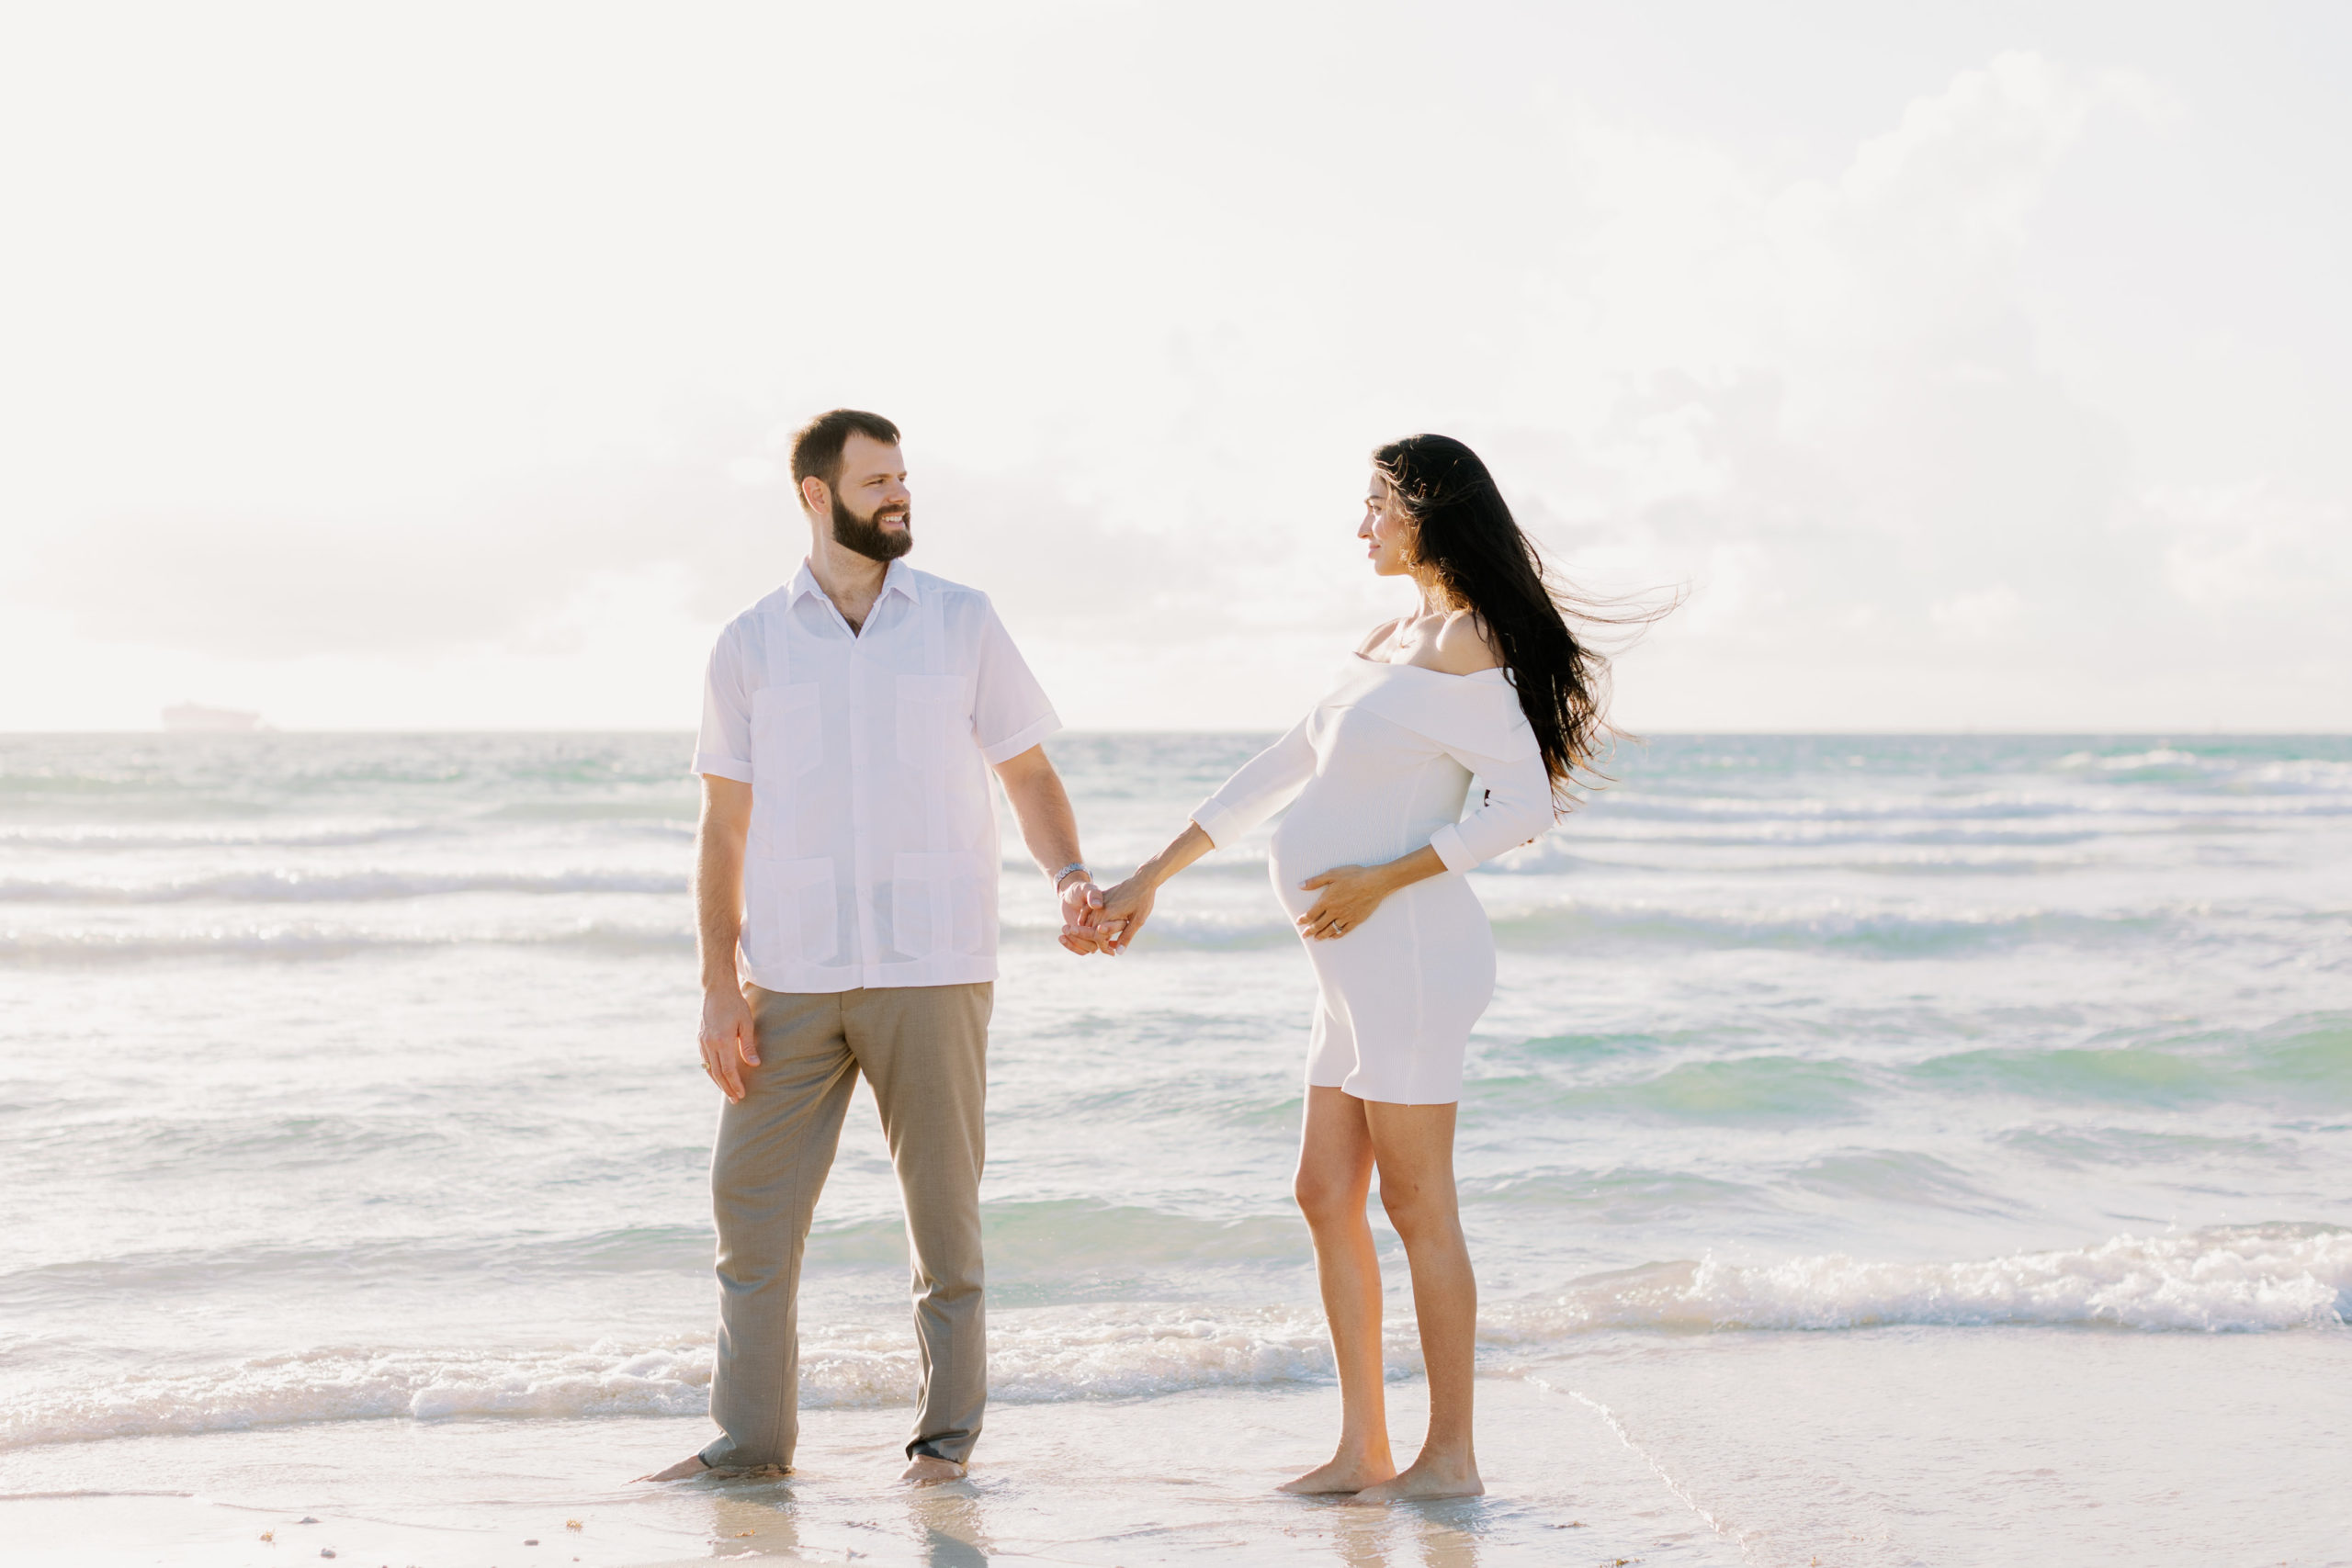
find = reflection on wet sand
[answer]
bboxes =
[628,1376,1655,1565]
[1326,1495,1487,1568]
[904,1480,993,1566]
[684,1471,997,1564]
[696,1477,802,1558]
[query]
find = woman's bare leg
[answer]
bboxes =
[1351,1100,1482,1503]
[1277,1086,1397,1495]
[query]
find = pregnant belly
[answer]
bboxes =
[1271,840,1495,969]
[1268,821,1376,918]
[1269,809,1459,921]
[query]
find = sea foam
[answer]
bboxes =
[1493,1224,2352,1337]
[8,1229,2343,1450]
[0,1307,1343,1450]
[0,869,685,903]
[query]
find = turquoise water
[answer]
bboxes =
[0,732,2347,1559]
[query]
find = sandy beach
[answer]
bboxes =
[8,1330,2350,1565]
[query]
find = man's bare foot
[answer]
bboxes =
[1275,1455,1397,1495]
[635,1454,711,1483]
[899,1455,967,1483]
[1348,1455,1483,1505]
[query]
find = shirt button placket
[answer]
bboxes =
[847,635,871,984]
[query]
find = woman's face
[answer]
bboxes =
[1360,471,1416,577]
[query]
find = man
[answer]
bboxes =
[640,409,1102,1485]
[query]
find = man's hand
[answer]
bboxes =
[1057,875,1107,955]
[992,745,1102,957]
[699,984,759,1101]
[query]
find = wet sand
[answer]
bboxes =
[6,1329,2348,1566]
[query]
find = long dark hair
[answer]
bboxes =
[1374,434,1662,808]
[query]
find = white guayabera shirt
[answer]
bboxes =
[694,558,1060,993]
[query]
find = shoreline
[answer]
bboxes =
[6,1327,2349,1566]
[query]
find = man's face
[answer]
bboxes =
[825,434,912,562]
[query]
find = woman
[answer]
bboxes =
[1093,434,1626,1502]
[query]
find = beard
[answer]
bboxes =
[831,491,914,562]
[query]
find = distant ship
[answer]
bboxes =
[162,702,267,734]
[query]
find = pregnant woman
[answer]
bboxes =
[1094,434,1633,1502]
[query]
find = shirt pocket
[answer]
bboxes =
[894,674,971,770]
[752,683,824,777]
[889,851,989,960]
[744,855,840,968]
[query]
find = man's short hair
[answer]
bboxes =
[789,409,901,501]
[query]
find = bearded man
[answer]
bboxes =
[641,409,1102,1484]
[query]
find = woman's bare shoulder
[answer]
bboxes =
[1425,611,1503,675]
[1355,618,1406,658]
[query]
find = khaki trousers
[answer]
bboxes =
[699,982,991,1471]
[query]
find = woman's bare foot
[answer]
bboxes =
[1276,1454,1397,1495]
[1347,1453,1483,1505]
[635,1454,711,1483]
[899,1455,967,1483]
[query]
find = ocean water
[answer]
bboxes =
[2,731,2349,1565]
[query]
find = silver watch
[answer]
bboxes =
[1051,862,1090,889]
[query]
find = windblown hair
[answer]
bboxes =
[788,409,901,502]
[1374,434,1666,808]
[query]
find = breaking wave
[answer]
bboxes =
[1490,1224,2352,1338]
[0,870,685,904]
[0,920,695,964]
[1,1306,1341,1450]
[9,1227,2342,1450]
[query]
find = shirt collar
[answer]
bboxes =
[787,557,921,610]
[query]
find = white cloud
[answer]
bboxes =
[1930,585,2026,642]
[0,6,2343,731]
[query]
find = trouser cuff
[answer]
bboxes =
[907,1434,976,1464]
[699,1437,793,1475]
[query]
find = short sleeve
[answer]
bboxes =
[972,601,1060,765]
[693,625,755,783]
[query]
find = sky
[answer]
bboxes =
[2,1,2346,733]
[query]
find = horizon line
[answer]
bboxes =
[6,727,2349,740]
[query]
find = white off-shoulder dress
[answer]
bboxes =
[1191,655,1555,1104]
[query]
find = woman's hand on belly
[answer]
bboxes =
[1296,863,1382,940]
[1297,844,1443,941]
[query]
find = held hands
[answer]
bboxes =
[1090,875,1157,954]
[1295,863,1395,941]
[1057,875,1109,955]
[1064,820,1208,958]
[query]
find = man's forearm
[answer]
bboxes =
[695,836,744,990]
[997,750,1085,877]
[694,782,752,991]
[1017,792,1083,876]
